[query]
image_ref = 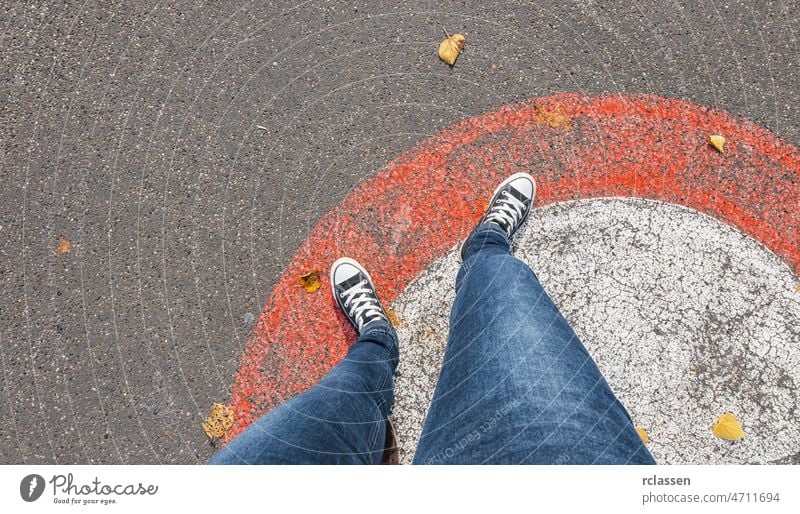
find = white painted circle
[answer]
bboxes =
[390,198,800,464]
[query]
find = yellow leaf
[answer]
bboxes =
[709,134,726,153]
[536,105,573,130]
[438,33,465,66]
[298,269,321,293]
[635,426,650,444]
[386,309,407,329]
[202,403,234,439]
[56,236,72,255]
[711,412,745,441]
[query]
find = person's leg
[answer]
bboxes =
[211,257,398,465]
[209,320,397,464]
[413,181,654,464]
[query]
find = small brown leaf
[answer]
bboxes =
[535,105,572,130]
[386,309,407,329]
[202,403,234,439]
[709,134,726,153]
[56,236,72,255]
[635,426,650,444]
[438,33,465,66]
[298,269,321,293]
[794,282,800,293]
[711,412,745,441]
[472,199,490,218]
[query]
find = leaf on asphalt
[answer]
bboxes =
[709,134,726,153]
[298,269,321,293]
[56,236,72,255]
[535,105,573,130]
[473,199,490,219]
[438,33,465,66]
[711,412,745,441]
[635,426,650,444]
[202,403,234,439]
[387,309,407,329]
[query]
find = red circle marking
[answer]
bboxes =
[227,93,800,438]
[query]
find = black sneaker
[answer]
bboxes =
[330,257,390,334]
[461,173,536,257]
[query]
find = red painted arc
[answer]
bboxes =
[226,93,800,439]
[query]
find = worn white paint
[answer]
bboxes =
[390,198,800,464]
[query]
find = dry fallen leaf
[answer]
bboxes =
[56,236,72,255]
[298,269,321,293]
[438,32,465,66]
[473,199,490,218]
[712,412,745,441]
[794,282,800,293]
[635,426,650,444]
[709,134,726,153]
[202,403,234,439]
[386,309,407,329]
[536,105,573,130]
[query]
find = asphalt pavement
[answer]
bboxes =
[1,0,798,464]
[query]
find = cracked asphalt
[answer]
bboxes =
[1,1,798,464]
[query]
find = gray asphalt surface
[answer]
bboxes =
[1,1,798,464]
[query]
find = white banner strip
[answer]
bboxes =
[1,465,796,513]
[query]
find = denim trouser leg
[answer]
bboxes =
[413,224,655,464]
[209,320,398,464]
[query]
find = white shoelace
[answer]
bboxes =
[340,279,386,330]
[485,190,526,234]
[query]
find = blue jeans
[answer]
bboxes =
[209,224,655,464]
